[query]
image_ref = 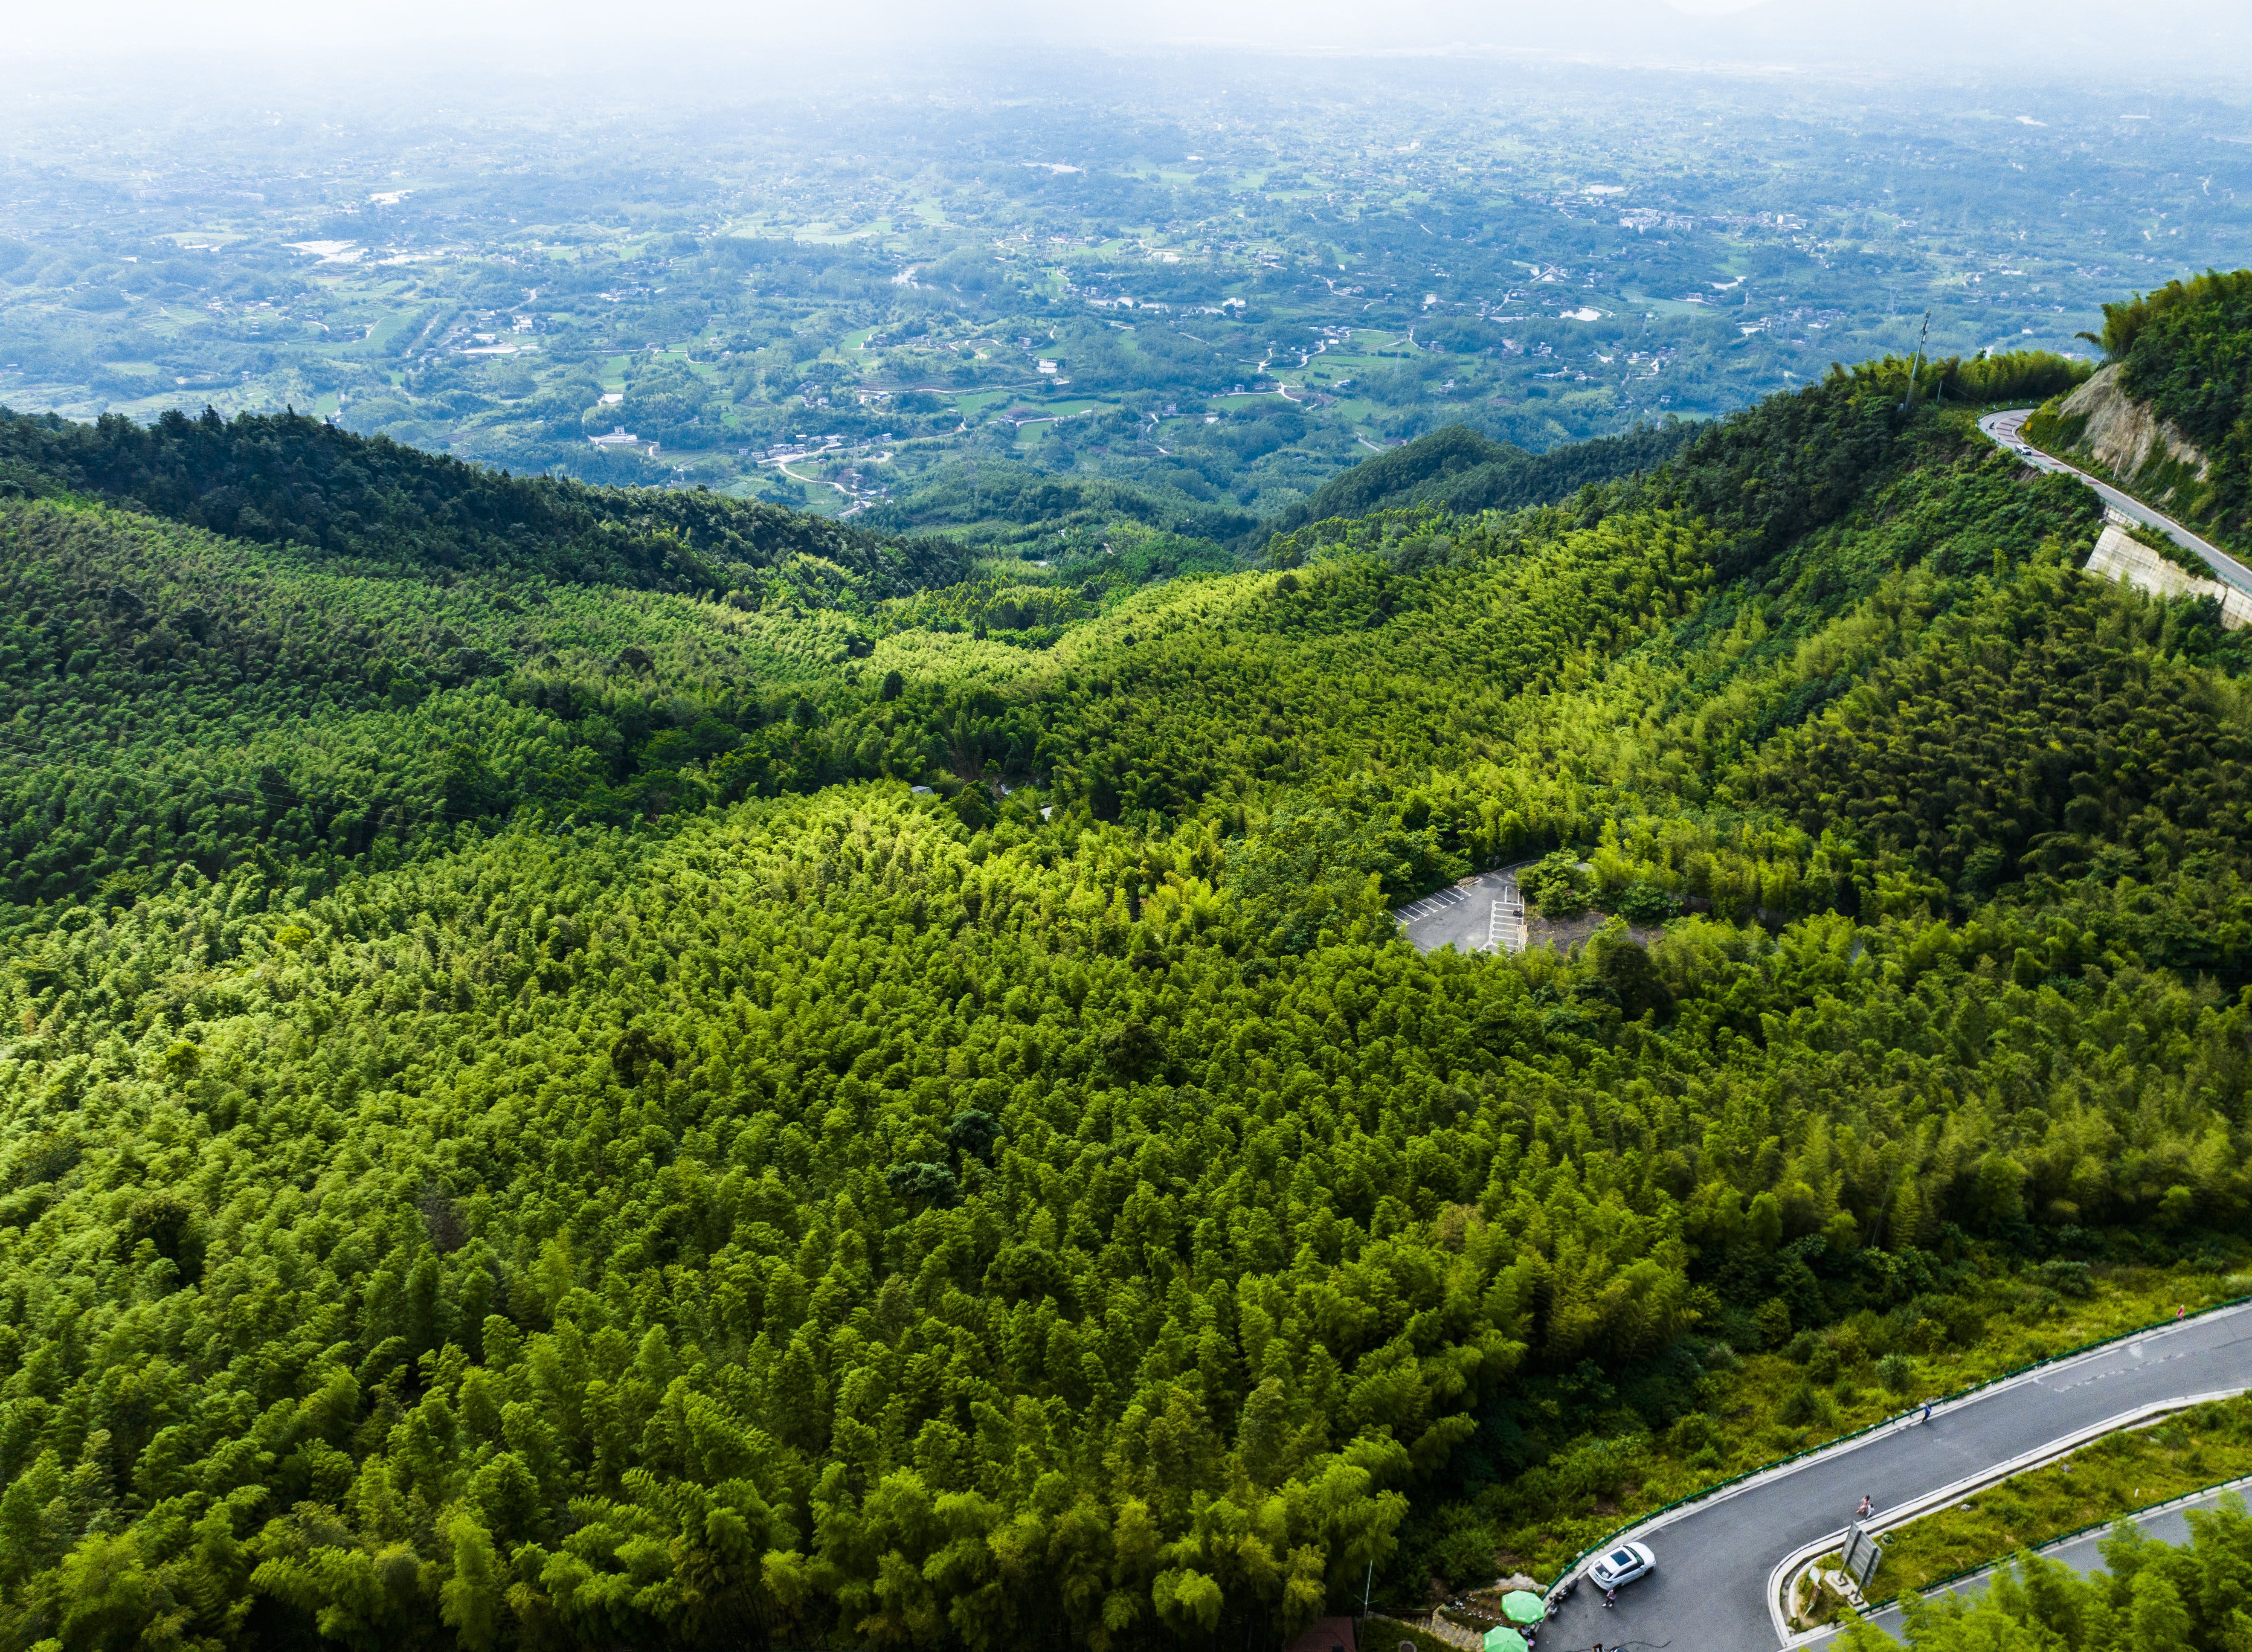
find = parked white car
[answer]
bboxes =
[1589,1542,1656,1591]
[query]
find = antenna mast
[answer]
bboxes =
[1903,311,1932,409]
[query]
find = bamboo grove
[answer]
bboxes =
[2,314,2252,1652]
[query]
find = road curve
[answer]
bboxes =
[1832,1472,2252,1646]
[1538,1301,2252,1651]
[1979,409,2252,595]
[1534,415,2252,1651]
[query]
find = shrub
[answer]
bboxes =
[1428,1518,1499,1589]
[1521,849,1596,918]
[1611,882,1681,925]
[1780,1381,1828,1426]
[1758,1299,1795,1348]
[2037,1259,2095,1299]
[1667,1413,1719,1457]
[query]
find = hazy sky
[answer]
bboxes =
[9,0,2250,86]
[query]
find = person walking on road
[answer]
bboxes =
[1856,1495,1873,1519]
[1920,1401,1932,1423]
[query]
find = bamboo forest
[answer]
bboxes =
[5,258,2252,1652]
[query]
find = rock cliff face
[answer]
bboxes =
[2058,363,2211,481]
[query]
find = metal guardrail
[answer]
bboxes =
[1996,411,2252,596]
[1541,1292,2252,1602]
[1854,1463,2252,1618]
[1768,1395,2247,1643]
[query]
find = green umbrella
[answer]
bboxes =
[1500,1590,1546,1625]
[1482,1629,1529,1652]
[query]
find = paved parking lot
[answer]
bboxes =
[1395,870,1524,955]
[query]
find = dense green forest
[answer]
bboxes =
[1250,422,1695,549]
[2,316,2249,1652]
[0,407,971,598]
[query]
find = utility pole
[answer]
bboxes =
[1903,310,1932,409]
[1361,1556,1374,1622]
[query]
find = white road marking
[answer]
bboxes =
[1397,874,1529,952]
[1488,881,1527,953]
[1981,409,2252,595]
[1400,887,1474,923]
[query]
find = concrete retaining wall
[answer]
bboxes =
[2083,522,2252,628]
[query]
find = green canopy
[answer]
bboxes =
[1500,1590,1546,1625]
[1482,1629,1529,1652]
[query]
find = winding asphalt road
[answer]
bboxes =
[1979,409,2252,595]
[1538,1301,2252,1651]
[1516,412,2252,1649]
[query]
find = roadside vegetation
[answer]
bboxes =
[1841,1495,2252,1651]
[2026,269,2252,557]
[1486,1266,2250,1584]
[1872,1392,2252,1601]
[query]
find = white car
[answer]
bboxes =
[1589,1542,1655,1591]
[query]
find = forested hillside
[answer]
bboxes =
[4,342,2252,1652]
[1251,421,1693,549]
[2030,269,2252,549]
[0,406,972,597]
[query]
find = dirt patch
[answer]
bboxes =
[1525,911,1665,952]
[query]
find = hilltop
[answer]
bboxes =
[1249,420,1694,549]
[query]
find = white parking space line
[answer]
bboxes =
[1399,887,1473,924]
[1396,874,1528,951]
[1488,882,1527,954]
